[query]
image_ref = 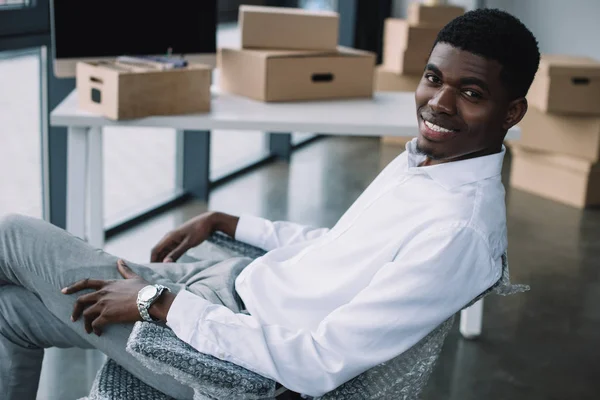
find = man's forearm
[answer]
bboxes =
[209,212,240,238]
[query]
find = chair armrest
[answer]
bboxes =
[126,321,277,400]
[206,232,267,259]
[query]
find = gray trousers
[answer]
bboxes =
[0,214,252,400]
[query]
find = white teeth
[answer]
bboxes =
[424,120,453,133]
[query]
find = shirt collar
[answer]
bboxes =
[404,138,506,190]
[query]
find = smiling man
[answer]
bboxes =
[0,8,540,400]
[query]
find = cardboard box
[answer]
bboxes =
[382,19,439,74]
[76,61,211,120]
[509,145,600,208]
[513,105,600,162]
[240,5,339,51]
[528,54,600,115]
[407,3,465,26]
[374,66,420,145]
[375,65,422,92]
[218,47,375,102]
[381,135,416,146]
[383,47,433,75]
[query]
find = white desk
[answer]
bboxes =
[50,89,518,340]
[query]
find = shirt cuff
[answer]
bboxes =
[234,214,271,249]
[166,289,212,339]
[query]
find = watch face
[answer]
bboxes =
[139,286,158,302]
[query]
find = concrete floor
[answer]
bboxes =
[97,136,600,400]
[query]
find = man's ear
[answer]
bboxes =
[503,97,528,131]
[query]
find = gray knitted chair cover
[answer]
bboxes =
[82,232,528,400]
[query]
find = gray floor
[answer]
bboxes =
[102,136,600,400]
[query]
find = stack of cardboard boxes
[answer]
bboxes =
[509,55,600,208]
[377,1,464,145]
[219,5,376,102]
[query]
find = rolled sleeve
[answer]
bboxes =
[234,214,330,252]
[166,289,213,342]
[234,214,272,249]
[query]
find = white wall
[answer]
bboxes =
[486,0,600,60]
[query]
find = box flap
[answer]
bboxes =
[539,54,600,77]
[337,46,376,57]
[240,4,338,18]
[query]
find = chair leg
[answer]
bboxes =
[460,299,483,339]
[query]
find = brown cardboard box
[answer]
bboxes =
[528,54,600,115]
[382,19,439,74]
[76,61,211,120]
[374,66,420,145]
[383,47,433,75]
[218,47,375,102]
[381,135,416,146]
[240,5,338,51]
[513,105,600,162]
[509,145,600,208]
[407,3,465,26]
[375,65,422,92]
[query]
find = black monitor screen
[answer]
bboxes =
[51,1,217,58]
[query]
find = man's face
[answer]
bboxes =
[414,42,513,162]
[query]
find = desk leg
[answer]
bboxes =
[86,127,104,248]
[177,130,211,201]
[66,127,89,240]
[460,299,484,339]
[269,132,292,161]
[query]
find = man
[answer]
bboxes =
[0,8,540,399]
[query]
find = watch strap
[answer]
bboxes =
[137,284,170,322]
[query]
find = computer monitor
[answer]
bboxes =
[50,1,217,78]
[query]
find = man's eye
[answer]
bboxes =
[425,74,440,84]
[463,89,482,99]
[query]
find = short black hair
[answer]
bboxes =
[433,8,540,99]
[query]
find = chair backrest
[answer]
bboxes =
[317,316,455,400]
[205,234,529,400]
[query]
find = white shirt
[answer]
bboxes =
[167,139,508,397]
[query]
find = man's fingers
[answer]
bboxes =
[150,242,167,263]
[151,234,177,262]
[117,259,137,279]
[164,240,190,263]
[83,305,101,334]
[91,315,108,336]
[61,278,106,294]
[71,291,102,322]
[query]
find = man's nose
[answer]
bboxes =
[428,86,457,115]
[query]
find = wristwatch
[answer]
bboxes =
[137,284,170,322]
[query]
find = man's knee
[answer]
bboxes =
[0,213,37,238]
[0,286,32,344]
[0,214,52,252]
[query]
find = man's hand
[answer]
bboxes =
[150,211,239,263]
[61,260,172,336]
